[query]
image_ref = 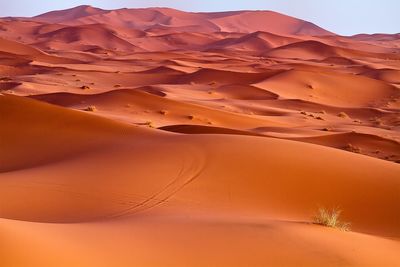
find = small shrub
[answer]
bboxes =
[145,121,154,128]
[337,112,349,118]
[159,110,168,115]
[344,143,361,153]
[80,85,90,90]
[313,207,350,231]
[114,84,122,88]
[84,106,97,112]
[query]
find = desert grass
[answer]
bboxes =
[313,207,350,231]
[84,106,97,112]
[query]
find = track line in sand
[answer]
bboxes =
[109,145,206,218]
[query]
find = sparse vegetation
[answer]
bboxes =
[313,207,350,231]
[84,105,97,112]
[337,112,349,118]
[80,85,90,90]
[145,121,154,128]
[344,143,361,153]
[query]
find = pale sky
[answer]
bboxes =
[0,0,398,36]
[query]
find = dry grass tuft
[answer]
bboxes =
[84,106,97,112]
[145,121,154,128]
[313,207,350,231]
[337,112,349,118]
[344,143,361,153]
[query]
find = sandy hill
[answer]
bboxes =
[34,24,143,52]
[31,6,334,36]
[1,94,400,267]
[206,31,300,53]
[265,40,400,60]
[33,5,108,23]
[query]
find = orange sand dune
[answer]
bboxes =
[32,6,333,36]
[0,37,82,64]
[265,40,400,61]
[206,31,300,53]
[34,24,144,52]
[29,88,275,128]
[292,132,400,163]
[1,5,400,267]
[1,94,400,267]
[254,69,399,107]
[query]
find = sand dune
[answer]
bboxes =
[33,5,108,23]
[254,69,399,107]
[34,24,143,52]
[1,5,400,267]
[1,94,400,266]
[32,6,333,36]
[0,37,82,64]
[265,40,400,61]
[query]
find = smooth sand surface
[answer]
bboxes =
[1,6,399,267]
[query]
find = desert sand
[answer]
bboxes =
[1,5,399,267]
